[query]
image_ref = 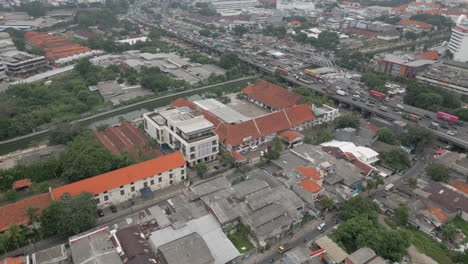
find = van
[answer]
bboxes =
[384,183,394,192]
[249,145,258,151]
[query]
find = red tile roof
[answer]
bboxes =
[94,122,163,159]
[289,20,302,25]
[170,98,198,110]
[426,206,448,222]
[452,180,468,194]
[230,151,246,161]
[241,80,304,109]
[298,178,322,193]
[278,130,303,142]
[397,20,433,29]
[392,4,409,11]
[52,152,185,199]
[0,193,52,232]
[435,149,447,155]
[24,31,92,63]
[296,167,321,181]
[418,50,440,60]
[351,160,374,175]
[12,179,32,190]
[2,257,28,264]
[215,104,314,146]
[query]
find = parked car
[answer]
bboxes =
[97,209,104,217]
[317,223,326,232]
[278,243,291,254]
[110,205,117,213]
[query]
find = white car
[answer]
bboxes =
[447,130,456,136]
[353,94,360,99]
[317,223,326,232]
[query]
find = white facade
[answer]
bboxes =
[209,0,259,16]
[449,15,468,62]
[94,166,185,208]
[311,104,340,125]
[276,0,315,11]
[143,107,219,166]
[116,36,149,45]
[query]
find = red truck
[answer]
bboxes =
[275,68,289,75]
[315,76,324,83]
[436,112,459,123]
[369,90,387,100]
[406,114,420,122]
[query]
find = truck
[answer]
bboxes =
[337,89,346,96]
[436,112,459,123]
[275,68,289,75]
[405,114,420,122]
[325,89,336,95]
[369,90,387,100]
[379,106,388,112]
[304,69,317,76]
[384,183,394,192]
[298,78,312,84]
[315,76,324,83]
[428,122,440,130]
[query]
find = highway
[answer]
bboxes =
[128,5,468,149]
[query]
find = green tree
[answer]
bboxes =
[194,163,208,176]
[377,128,395,144]
[5,190,17,202]
[335,114,360,129]
[219,153,234,166]
[394,204,409,226]
[441,223,458,241]
[407,177,418,188]
[21,1,47,18]
[366,179,376,190]
[304,136,312,144]
[272,137,283,152]
[319,197,334,210]
[57,193,97,235]
[219,53,240,69]
[400,125,435,150]
[338,197,379,222]
[39,201,61,236]
[26,206,41,238]
[49,123,82,145]
[232,25,249,37]
[7,225,26,249]
[264,149,280,160]
[425,163,450,182]
[199,29,212,37]
[380,149,410,170]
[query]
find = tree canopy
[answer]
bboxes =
[400,125,435,150]
[338,197,379,222]
[334,114,360,129]
[380,149,410,170]
[20,1,48,18]
[377,128,395,144]
[425,163,450,182]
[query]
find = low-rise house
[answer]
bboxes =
[311,104,340,125]
[69,227,122,264]
[32,244,69,264]
[143,107,219,166]
[424,182,468,221]
[345,247,386,264]
[115,226,156,264]
[52,152,186,208]
[314,235,348,264]
[320,140,379,165]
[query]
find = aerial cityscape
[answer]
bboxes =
[0,0,467,263]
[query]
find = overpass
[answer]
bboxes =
[131,16,468,149]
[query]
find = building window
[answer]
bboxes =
[158,173,162,176]
[169,169,173,172]
[190,154,195,160]
[181,169,185,175]
[212,147,217,152]
[190,146,195,152]
[104,195,109,201]
[95,198,100,204]
[120,190,125,195]
[131,182,134,185]
[131,186,135,192]
[181,176,185,180]
[120,185,123,188]
[104,191,108,194]
[169,174,173,179]
[158,177,162,183]
[144,182,148,188]
[212,140,216,145]
[151,180,154,185]
[169,180,173,185]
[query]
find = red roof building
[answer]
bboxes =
[93,122,163,159]
[241,80,304,110]
[24,31,93,64]
[277,130,304,143]
[52,152,186,199]
[12,179,32,190]
[417,50,440,60]
[452,180,468,194]
[1,256,29,264]
[230,151,247,162]
[170,98,315,151]
[397,20,433,29]
[0,193,52,232]
[296,167,322,182]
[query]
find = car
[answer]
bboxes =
[97,209,104,217]
[317,223,326,232]
[447,130,456,136]
[353,94,360,99]
[396,104,404,109]
[110,205,117,213]
[260,150,265,157]
[249,145,258,151]
[278,243,291,254]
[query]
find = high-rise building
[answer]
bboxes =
[449,15,468,62]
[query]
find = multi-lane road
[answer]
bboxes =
[129,6,468,149]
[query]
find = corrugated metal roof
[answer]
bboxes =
[149,215,240,264]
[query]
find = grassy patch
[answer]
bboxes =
[452,216,468,237]
[301,214,314,226]
[406,227,453,264]
[228,233,254,253]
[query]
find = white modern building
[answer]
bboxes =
[52,152,186,208]
[449,15,468,62]
[276,0,315,11]
[208,0,259,16]
[312,104,340,125]
[321,140,380,165]
[143,107,219,166]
